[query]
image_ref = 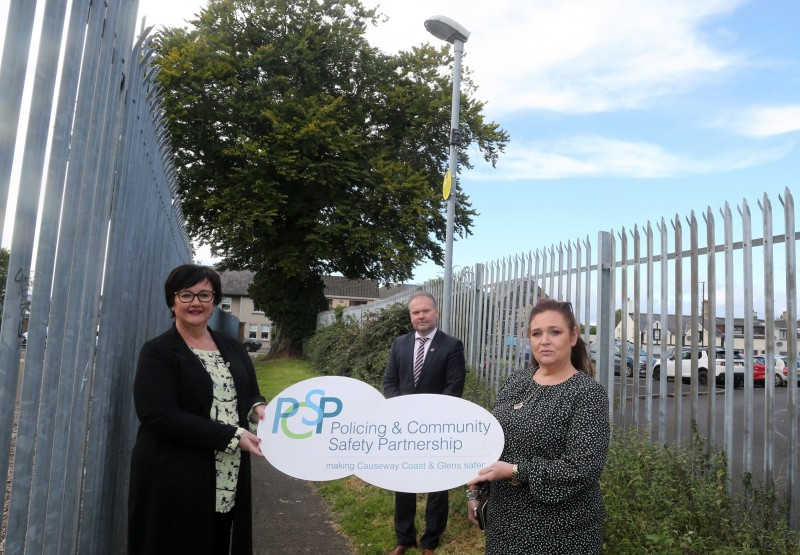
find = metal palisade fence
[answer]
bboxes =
[0,1,195,553]
[319,188,799,529]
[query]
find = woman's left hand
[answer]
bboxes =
[239,430,263,456]
[467,461,515,485]
[466,498,481,526]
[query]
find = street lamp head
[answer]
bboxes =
[424,15,470,44]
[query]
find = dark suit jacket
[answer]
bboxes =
[128,324,265,555]
[383,329,466,398]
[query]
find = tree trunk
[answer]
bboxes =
[266,328,303,359]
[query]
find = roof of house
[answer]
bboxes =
[379,283,419,299]
[322,275,379,299]
[220,271,380,300]
[219,270,255,296]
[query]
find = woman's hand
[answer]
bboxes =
[239,430,263,456]
[467,498,481,526]
[254,403,267,421]
[467,461,515,485]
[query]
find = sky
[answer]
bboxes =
[4,0,800,289]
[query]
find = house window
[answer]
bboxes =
[261,324,270,340]
[220,296,232,312]
[653,328,661,342]
[779,329,788,340]
[350,300,367,307]
[252,308,264,315]
[248,324,257,338]
[734,326,744,334]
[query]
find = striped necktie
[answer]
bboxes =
[413,336,429,387]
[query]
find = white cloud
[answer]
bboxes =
[471,135,794,180]
[129,0,749,116]
[720,104,800,137]
[365,0,746,116]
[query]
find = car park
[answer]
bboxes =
[589,340,646,378]
[652,347,745,388]
[243,338,262,352]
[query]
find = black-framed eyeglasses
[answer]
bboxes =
[175,290,214,303]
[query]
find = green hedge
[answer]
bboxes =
[304,304,412,390]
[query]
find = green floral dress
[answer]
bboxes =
[192,349,246,513]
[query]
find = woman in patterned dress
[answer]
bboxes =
[128,264,266,555]
[467,299,610,554]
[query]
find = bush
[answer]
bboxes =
[304,303,412,389]
[602,428,798,553]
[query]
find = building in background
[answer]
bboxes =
[378,283,419,300]
[617,299,800,356]
[322,275,380,309]
[218,271,272,348]
[218,271,384,348]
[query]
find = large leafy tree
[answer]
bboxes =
[155,0,509,355]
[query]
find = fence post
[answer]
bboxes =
[781,188,798,529]
[470,264,484,371]
[597,231,613,414]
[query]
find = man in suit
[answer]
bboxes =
[383,291,466,555]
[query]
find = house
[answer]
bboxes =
[615,299,799,356]
[218,272,382,343]
[322,275,380,309]
[218,271,272,345]
[378,283,419,300]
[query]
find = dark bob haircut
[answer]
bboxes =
[164,264,222,313]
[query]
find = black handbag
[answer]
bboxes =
[475,494,489,530]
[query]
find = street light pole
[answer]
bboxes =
[424,15,470,333]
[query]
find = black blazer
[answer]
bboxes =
[128,325,265,555]
[383,329,466,398]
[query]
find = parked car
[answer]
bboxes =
[753,355,786,387]
[243,338,262,352]
[638,348,674,377]
[752,362,765,385]
[778,357,799,386]
[588,340,645,378]
[652,347,745,388]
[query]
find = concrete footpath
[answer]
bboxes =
[251,457,354,554]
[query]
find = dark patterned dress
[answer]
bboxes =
[484,368,610,554]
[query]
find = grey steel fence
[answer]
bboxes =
[319,188,800,528]
[0,1,194,553]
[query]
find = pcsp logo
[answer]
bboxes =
[272,388,343,439]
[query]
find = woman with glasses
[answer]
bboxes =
[128,264,266,555]
[467,299,610,554]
